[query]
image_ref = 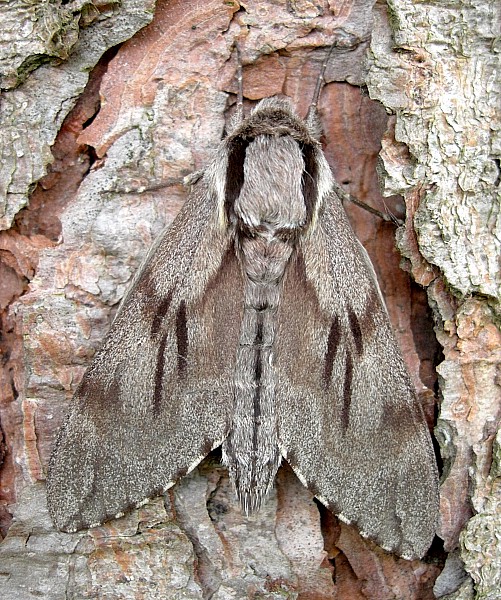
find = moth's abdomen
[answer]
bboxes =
[223,237,287,514]
[222,134,307,514]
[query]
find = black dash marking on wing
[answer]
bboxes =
[348,306,363,356]
[341,350,353,433]
[357,289,380,342]
[176,300,188,377]
[153,333,168,415]
[323,316,341,388]
[151,290,173,336]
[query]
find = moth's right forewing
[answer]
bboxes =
[276,193,439,559]
[47,181,244,532]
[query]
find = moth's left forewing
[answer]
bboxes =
[47,178,245,533]
[275,191,439,559]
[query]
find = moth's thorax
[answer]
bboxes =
[216,98,334,238]
[234,135,307,235]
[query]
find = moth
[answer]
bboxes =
[47,47,439,560]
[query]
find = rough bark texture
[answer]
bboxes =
[0,1,498,599]
[366,2,500,599]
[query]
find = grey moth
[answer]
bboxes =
[47,48,439,560]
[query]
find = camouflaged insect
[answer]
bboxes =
[47,49,439,560]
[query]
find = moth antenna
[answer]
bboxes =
[305,44,336,127]
[235,43,244,124]
[331,180,404,225]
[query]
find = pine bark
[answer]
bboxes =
[0,1,498,598]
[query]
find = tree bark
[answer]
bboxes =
[0,1,498,599]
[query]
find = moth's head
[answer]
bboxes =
[228,96,322,143]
